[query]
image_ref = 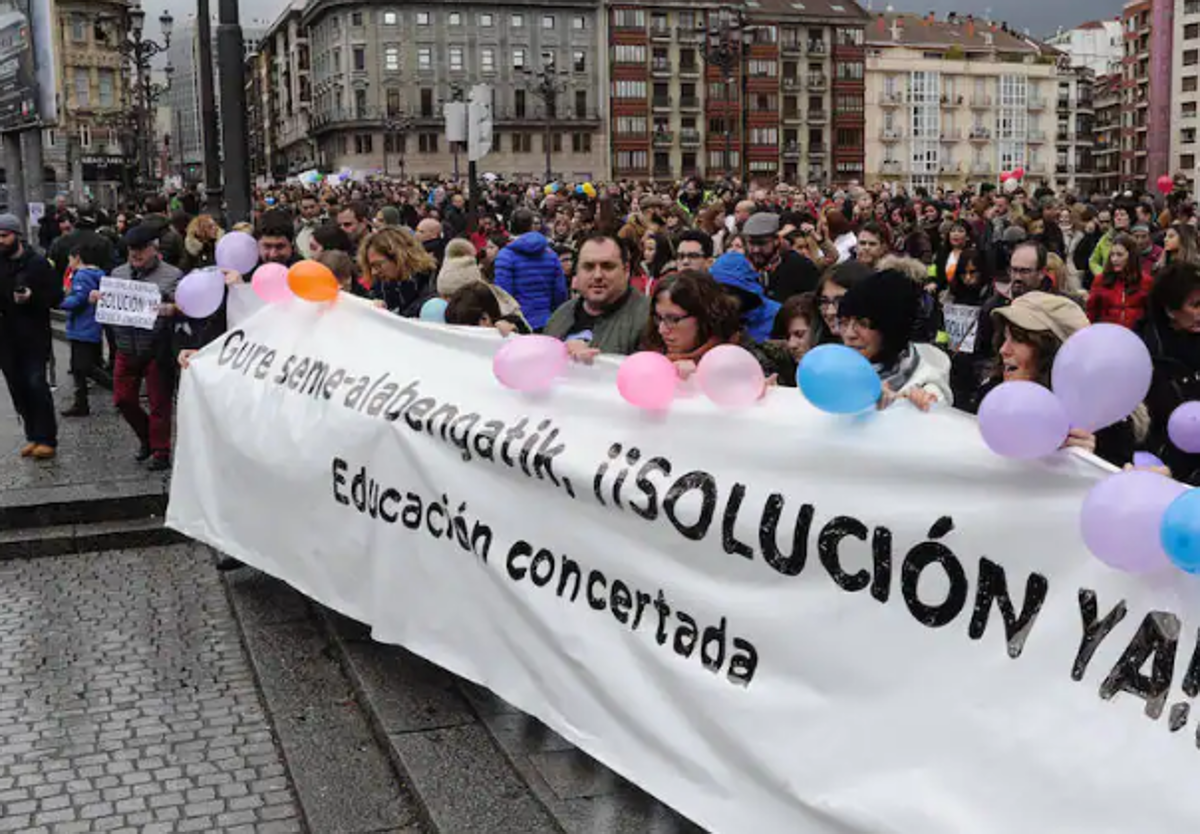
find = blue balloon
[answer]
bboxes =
[798,344,882,415]
[420,298,448,323]
[1161,489,1200,573]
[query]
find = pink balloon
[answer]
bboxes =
[252,263,294,303]
[617,352,677,411]
[493,335,568,392]
[1082,471,1187,573]
[1013,167,1026,180]
[696,345,765,408]
[1158,175,1175,195]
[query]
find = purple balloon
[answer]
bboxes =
[1082,471,1188,573]
[175,268,226,319]
[215,231,260,276]
[978,381,1069,459]
[1169,402,1200,454]
[1052,323,1153,431]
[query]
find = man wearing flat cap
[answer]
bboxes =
[742,211,820,303]
[107,224,182,471]
[0,214,60,459]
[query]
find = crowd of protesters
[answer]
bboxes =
[3,173,1200,485]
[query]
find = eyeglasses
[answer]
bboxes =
[654,313,693,330]
[817,296,841,309]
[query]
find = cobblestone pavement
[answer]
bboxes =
[0,545,305,833]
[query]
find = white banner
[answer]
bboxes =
[94,276,161,330]
[226,284,266,329]
[167,297,1200,834]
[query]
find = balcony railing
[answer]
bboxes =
[881,127,902,141]
[970,161,992,174]
[1028,95,1047,110]
[676,27,702,42]
[808,110,827,122]
[652,131,674,146]
[679,95,700,109]
[1028,129,1046,142]
[1027,162,1047,173]
[968,127,992,141]
[781,37,802,53]
[783,77,799,89]
[941,94,965,107]
[652,96,672,110]
[808,74,827,88]
[651,58,671,74]
[651,25,671,40]
[783,142,800,158]
[809,145,826,156]
[940,128,962,141]
[881,91,903,106]
[680,129,701,147]
[881,160,903,175]
[679,63,700,76]
[971,94,992,108]
[809,41,827,54]
[783,109,800,120]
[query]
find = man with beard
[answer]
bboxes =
[544,234,649,361]
[337,202,371,251]
[0,214,60,459]
[107,225,182,470]
[294,194,325,259]
[743,212,820,303]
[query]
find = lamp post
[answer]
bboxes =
[382,113,413,180]
[523,65,567,184]
[119,1,173,196]
[702,7,745,182]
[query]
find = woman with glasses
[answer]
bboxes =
[810,261,873,346]
[641,270,789,385]
[1087,233,1153,329]
[360,228,438,317]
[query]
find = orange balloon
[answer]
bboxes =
[287,261,339,302]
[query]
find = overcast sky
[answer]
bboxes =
[145,0,1122,42]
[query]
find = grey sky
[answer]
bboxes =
[146,0,1121,43]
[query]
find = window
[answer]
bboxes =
[616,150,649,169]
[384,46,399,72]
[355,134,374,154]
[418,47,432,71]
[420,89,434,117]
[575,90,587,115]
[748,60,777,77]
[573,16,587,30]
[834,93,863,113]
[573,133,592,153]
[616,116,648,135]
[333,48,342,71]
[543,15,556,29]
[549,134,562,153]
[614,45,646,64]
[836,127,863,147]
[419,133,439,153]
[351,11,363,26]
[515,90,527,117]
[1184,154,1196,169]
[385,134,405,154]
[1186,76,1198,93]
[706,150,739,168]
[353,47,365,71]
[612,9,645,28]
[74,70,89,108]
[1187,50,1199,67]
[450,47,464,71]
[354,88,367,116]
[481,48,496,74]
[416,11,429,25]
[386,88,401,116]
[480,13,493,27]
[836,62,864,80]
[449,12,462,26]
[383,11,397,25]
[1188,23,1200,39]
[541,50,556,68]
[513,48,526,69]
[97,70,114,108]
[513,133,533,153]
[836,28,864,46]
[750,127,778,144]
[573,50,586,72]
[511,14,524,28]
[71,14,86,42]
[612,80,647,99]
[78,125,91,149]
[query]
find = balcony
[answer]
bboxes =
[652,96,672,111]
[941,93,965,107]
[1055,163,1072,175]
[1028,95,1047,111]
[781,37,802,55]
[676,27,702,42]
[808,74,828,89]
[653,131,674,146]
[783,142,800,159]
[650,25,672,40]
[880,127,902,142]
[1027,162,1047,174]
[940,128,962,142]
[970,94,992,108]
[783,77,800,90]
[880,91,903,107]
[680,129,701,147]
[679,63,700,77]
[809,145,826,156]
[970,161,993,175]
[679,95,700,109]
[968,127,992,142]
[651,58,672,76]
[1077,98,1095,113]
[881,160,904,175]
[939,162,962,175]
[808,110,827,123]
[808,41,827,55]
[1028,129,1047,143]
[653,165,673,179]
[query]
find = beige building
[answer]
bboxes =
[865,13,1059,192]
[1172,0,1200,193]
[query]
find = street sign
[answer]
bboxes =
[444,102,468,144]
[468,84,492,162]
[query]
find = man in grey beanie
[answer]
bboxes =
[0,213,61,459]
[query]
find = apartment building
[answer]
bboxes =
[1053,64,1096,195]
[301,0,607,180]
[1173,0,1200,193]
[258,2,318,179]
[1093,73,1123,195]
[865,13,1058,191]
[1045,21,1123,77]
[1120,0,1171,191]
[607,0,867,186]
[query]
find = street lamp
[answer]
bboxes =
[701,7,746,182]
[522,65,567,184]
[382,113,414,180]
[118,1,172,194]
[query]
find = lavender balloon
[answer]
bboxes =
[1052,323,1153,431]
[978,381,1069,459]
[493,335,568,393]
[175,268,226,319]
[1168,402,1200,454]
[1082,471,1188,573]
[215,231,260,276]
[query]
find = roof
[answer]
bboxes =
[866,12,1040,53]
[742,0,869,21]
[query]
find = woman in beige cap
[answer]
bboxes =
[973,291,1148,466]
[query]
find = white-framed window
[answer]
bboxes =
[617,150,649,169]
[449,12,461,26]
[74,70,89,107]
[573,50,586,72]
[613,9,645,28]
[573,16,587,30]
[418,47,432,70]
[616,116,648,134]
[750,127,778,144]
[612,80,647,99]
[748,60,777,77]
[450,47,464,71]
[383,11,397,25]
[543,15,556,30]
[513,48,526,69]
[511,13,524,28]
[79,125,92,148]
[97,70,114,107]
[384,46,399,72]
[480,13,493,27]
[71,14,86,42]
[614,44,646,64]
[541,50,556,68]
[416,11,429,26]
[481,48,496,74]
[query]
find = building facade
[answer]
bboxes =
[1172,0,1200,193]
[606,0,866,187]
[1045,21,1123,77]
[47,0,134,207]
[1120,0,1172,192]
[865,13,1058,192]
[1053,64,1096,195]
[302,0,607,181]
[1093,73,1123,195]
[258,2,317,179]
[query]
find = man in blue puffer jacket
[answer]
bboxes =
[493,208,568,331]
[58,238,109,416]
[709,251,781,344]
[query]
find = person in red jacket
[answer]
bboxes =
[1087,232,1153,329]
